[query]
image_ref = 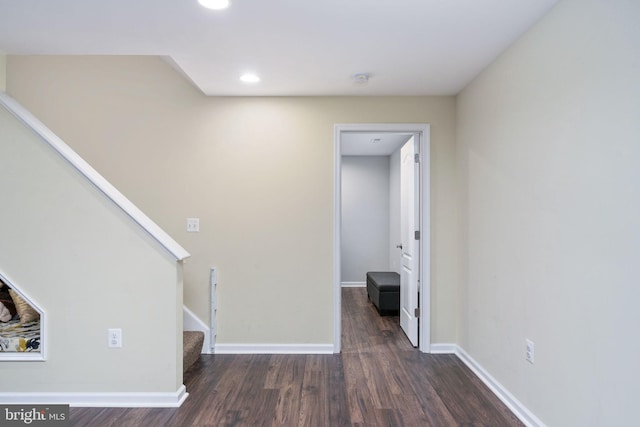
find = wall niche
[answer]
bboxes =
[0,273,44,360]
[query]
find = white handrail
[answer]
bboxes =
[0,92,190,261]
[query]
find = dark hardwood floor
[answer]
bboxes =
[71,288,523,426]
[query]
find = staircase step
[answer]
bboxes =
[183,331,205,373]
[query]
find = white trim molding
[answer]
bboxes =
[214,344,334,354]
[431,343,546,427]
[429,343,458,354]
[0,385,188,408]
[0,92,190,261]
[341,281,366,288]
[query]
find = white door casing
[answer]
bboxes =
[333,123,430,354]
[400,136,419,346]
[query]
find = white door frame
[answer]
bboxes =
[333,123,431,353]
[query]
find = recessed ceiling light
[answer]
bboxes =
[198,0,229,10]
[240,73,260,83]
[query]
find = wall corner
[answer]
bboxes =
[0,54,6,92]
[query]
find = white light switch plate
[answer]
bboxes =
[186,218,200,232]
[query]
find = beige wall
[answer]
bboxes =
[456,0,640,425]
[6,56,458,345]
[0,104,183,393]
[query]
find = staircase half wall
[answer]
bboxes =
[0,93,190,407]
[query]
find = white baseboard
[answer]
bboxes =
[341,281,366,287]
[0,385,188,408]
[430,343,545,427]
[429,343,458,354]
[214,343,334,354]
[183,306,212,354]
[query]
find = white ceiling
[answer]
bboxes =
[0,0,558,96]
[342,133,413,156]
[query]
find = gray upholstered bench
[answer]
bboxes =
[366,271,400,315]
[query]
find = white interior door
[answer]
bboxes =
[400,136,419,346]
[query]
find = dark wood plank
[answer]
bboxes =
[326,354,351,426]
[265,355,305,426]
[70,287,524,427]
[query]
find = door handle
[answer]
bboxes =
[396,244,403,250]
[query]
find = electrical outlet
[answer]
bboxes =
[526,339,534,364]
[186,218,200,232]
[108,328,122,348]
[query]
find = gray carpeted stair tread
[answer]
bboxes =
[183,331,204,373]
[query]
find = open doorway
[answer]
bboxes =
[333,123,430,353]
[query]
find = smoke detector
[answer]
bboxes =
[352,73,371,85]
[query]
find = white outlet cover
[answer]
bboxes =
[526,339,534,364]
[108,328,122,348]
